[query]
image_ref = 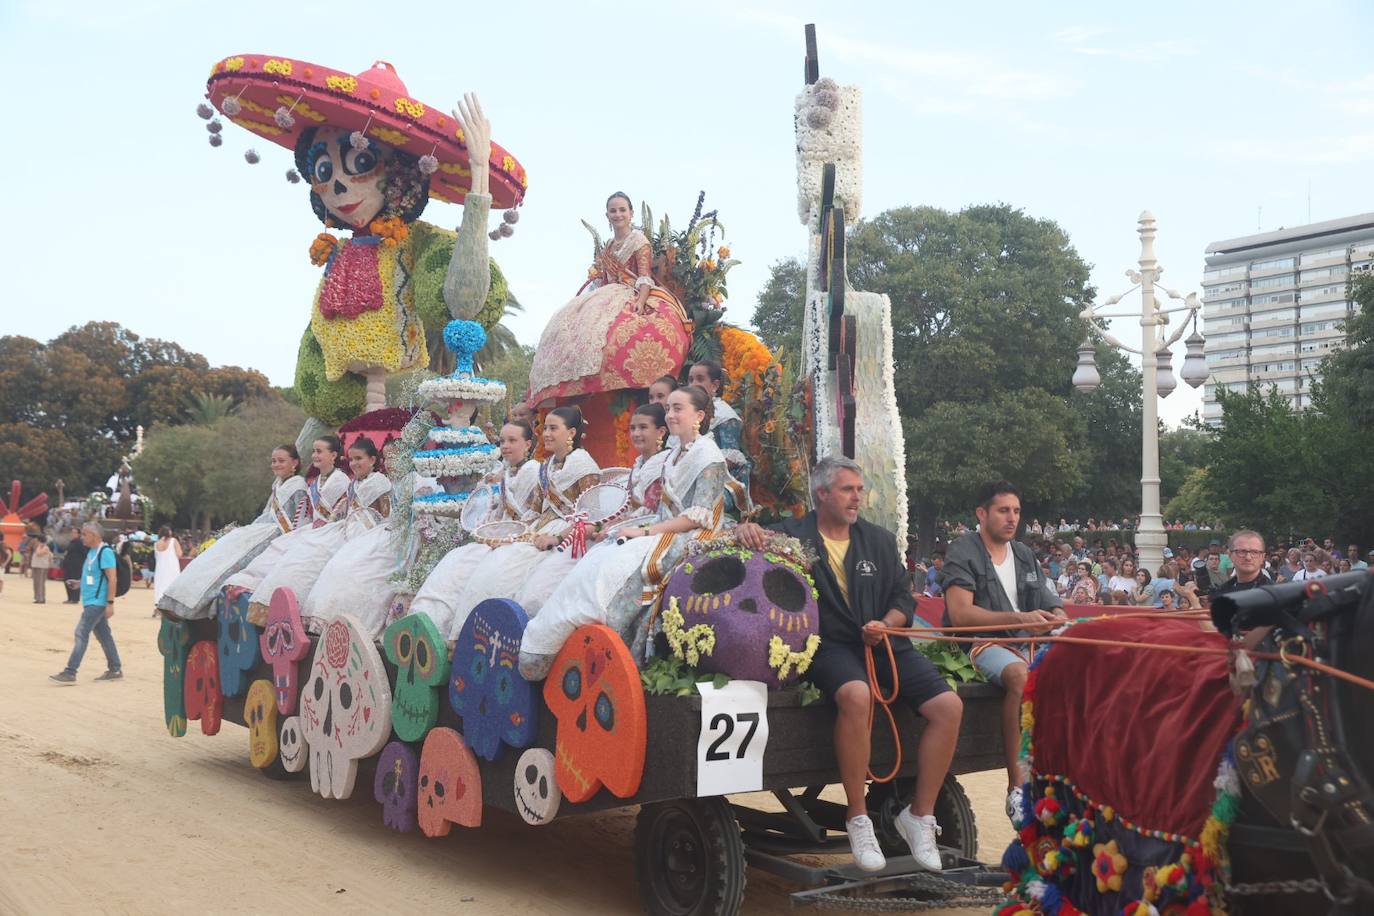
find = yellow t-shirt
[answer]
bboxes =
[820,532,851,607]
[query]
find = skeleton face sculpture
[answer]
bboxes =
[450,599,537,761]
[513,747,561,826]
[304,127,388,230]
[543,624,647,803]
[373,740,419,833]
[662,549,820,688]
[259,586,310,715]
[417,727,482,837]
[299,615,392,799]
[157,617,191,737]
[245,679,279,769]
[383,613,450,743]
[217,587,259,697]
[184,641,222,736]
[278,716,308,774]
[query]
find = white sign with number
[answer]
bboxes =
[695,680,769,797]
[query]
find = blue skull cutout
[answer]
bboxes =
[449,599,537,761]
[217,588,259,697]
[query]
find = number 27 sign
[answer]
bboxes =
[696,681,770,797]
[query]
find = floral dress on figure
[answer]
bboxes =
[248,471,391,630]
[409,457,542,640]
[525,230,690,408]
[520,436,730,678]
[453,449,600,621]
[157,476,310,620]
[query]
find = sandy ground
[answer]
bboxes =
[0,571,1013,916]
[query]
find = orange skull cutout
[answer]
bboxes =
[184,641,222,736]
[543,624,647,804]
[417,727,482,837]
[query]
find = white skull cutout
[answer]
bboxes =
[513,747,561,826]
[300,615,392,799]
[279,715,308,774]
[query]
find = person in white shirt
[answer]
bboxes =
[1291,551,1327,581]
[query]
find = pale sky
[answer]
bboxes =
[4,0,1372,427]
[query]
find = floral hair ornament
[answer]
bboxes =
[203,55,528,207]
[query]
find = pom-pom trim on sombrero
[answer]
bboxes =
[206,55,528,208]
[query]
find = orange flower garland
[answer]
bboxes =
[718,325,772,402]
[309,232,339,266]
[369,216,411,249]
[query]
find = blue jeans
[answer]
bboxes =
[64,604,122,675]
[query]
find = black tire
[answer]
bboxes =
[868,774,978,861]
[634,797,746,916]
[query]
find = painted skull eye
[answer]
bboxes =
[434,779,446,799]
[495,669,513,704]
[342,144,378,176]
[419,774,428,790]
[763,568,807,613]
[339,682,353,709]
[562,666,582,701]
[691,556,747,595]
[312,156,333,184]
[524,764,538,784]
[396,631,413,664]
[594,692,614,731]
[469,655,487,683]
[415,640,431,675]
[312,676,324,701]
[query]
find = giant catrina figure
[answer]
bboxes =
[202,56,528,445]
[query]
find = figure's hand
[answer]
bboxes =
[734,522,769,550]
[453,93,491,198]
[861,620,885,647]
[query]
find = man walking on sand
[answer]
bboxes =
[50,523,123,685]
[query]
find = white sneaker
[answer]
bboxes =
[845,814,887,872]
[895,809,943,871]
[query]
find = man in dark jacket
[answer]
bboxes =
[940,480,1065,819]
[60,531,89,604]
[735,456,961,873]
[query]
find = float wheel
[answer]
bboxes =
[634,797,746,916]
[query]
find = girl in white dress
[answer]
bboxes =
[521,387,729,678]
[245,438,391,628]
[409,419,541,639]
[151,525,183,604]
[455,407,599,616]
[158,445,307,620]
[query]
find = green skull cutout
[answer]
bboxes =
[157,618,192,737]
[383,613,451,743]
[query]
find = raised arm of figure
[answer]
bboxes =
[442,93,493,320]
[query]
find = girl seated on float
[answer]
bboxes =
[409,419,541,639]
[452,406,600,616]
[250,438,392,630]
[158,444,308,620]
[520,386,730,679]
[226,437,349,607]
[647,374,678,405]
[512,402,672,614]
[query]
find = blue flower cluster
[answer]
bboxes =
[423,444,498,458]
[414,491,473,504]
[443,319,488,374]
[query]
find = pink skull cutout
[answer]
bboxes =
[299,615,393,799]
[259,587,310,715]
[417,727,482,837]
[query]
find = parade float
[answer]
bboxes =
[161,32,1015,916]
[0,480,49,571]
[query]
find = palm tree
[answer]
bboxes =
[475,292,524,370]
[184,392,239,426]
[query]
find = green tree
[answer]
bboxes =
[479,343,537,421]
[199,398,308,529]
[1061,345,1144,523]
[1158,426,1210,506]
[133,423,220,530]
[841,204,1098,550]
[1163,467,1219,523]
[184,392,241,426]
[751,257,807,359]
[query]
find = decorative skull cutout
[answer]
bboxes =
[217,586,259,697]
[450,599,537,761]
[157,617,192,737]
[299,615,392,799]
[373,740,419,833]
[184,641,223,736]
[543,624,647,803]
[661,547,821,688]
[417,727,482,837]
[278,715,308,774]
[513,747,561,826]
[383,612,451,743]
[245,679,280,769]
[259,587,310,715]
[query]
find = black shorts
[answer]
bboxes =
[807,641,951,712]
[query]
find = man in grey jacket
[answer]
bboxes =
[940,480,1065,818]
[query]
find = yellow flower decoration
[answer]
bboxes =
[501,155,516,172]
[263,58,293,76]
[768,634,821,680]
[1091,839,1128,894]
[278,95,327,123]
[239,98,276,118]
[662,598,717,667]
[438,161,471,177]
[223,56,245,72]
[369,125,409,147]
[325,75,357,94]
[231,117,285,137]
[394,97,425,119]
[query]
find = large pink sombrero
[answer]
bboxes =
[206,55,527,209]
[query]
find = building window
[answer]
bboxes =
[1299,246,1348,264]
[1252,273,1295,289]
[1203,265,1247,281]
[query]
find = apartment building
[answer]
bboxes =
[1201,213,1374,426]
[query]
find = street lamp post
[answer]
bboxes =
[1072,211,1208,576]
